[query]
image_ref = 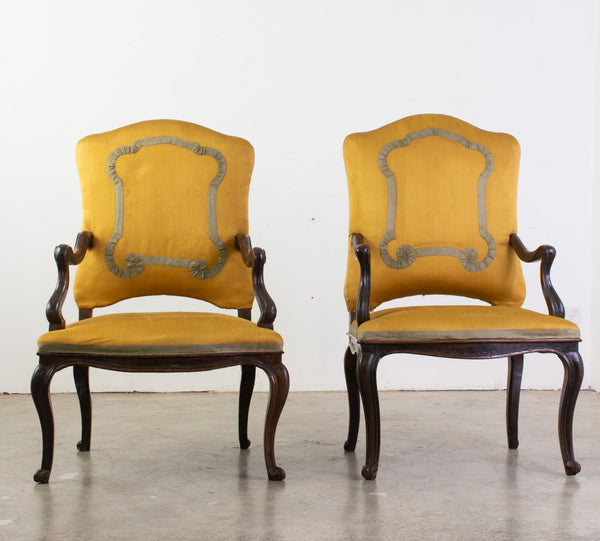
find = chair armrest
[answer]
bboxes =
[352,233,371,325]
[46,231,94,331]
[509,233,565,318]
[235,234,277,329]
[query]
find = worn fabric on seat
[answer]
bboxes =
[350,305,580,342]
[38,312,283,355]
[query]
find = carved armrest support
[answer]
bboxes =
[235,234,277,329]
[46,231,94,331]
[352,233,371,326]
[509,233,565,318]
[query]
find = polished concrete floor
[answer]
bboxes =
[0,390,598,540]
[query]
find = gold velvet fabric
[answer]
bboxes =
[38,312,283,355]
[74,120,255,309]
[344,114,526,311]
[349,306,580,342]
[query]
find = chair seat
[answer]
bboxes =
[350,305,580,342]
[38,312,284,355]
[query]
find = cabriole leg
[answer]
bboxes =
[556,350,584,475]
[239,364,256,449]
[357,347,381,480]
[506,354,523,449]
[344,346,360,452]
[262,360,289,481]
[73,365,92,451]
[31,362,59,483]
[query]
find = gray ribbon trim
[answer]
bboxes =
[349,326,580,342]
[105,136,228,279]
[37,341,284,355]
[378,127,496,272]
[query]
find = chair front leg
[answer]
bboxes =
[344,346,360,452]
[262,359,289,480]
[357,346,381,480]
[556,349,584,475]
[238,364,256,449]
[73,365,92,452]
[506,354,524,449]
[31,362,59,483]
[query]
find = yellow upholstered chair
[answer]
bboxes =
[32,120,288,482]
[342,114,584,480]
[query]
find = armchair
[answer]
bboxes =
[32,120,289,482]
[342,114,583,480]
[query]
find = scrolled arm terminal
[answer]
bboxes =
[352,233,371,326]
[46,231,93,331]
[236,234,277,329]
[509,233,565,318]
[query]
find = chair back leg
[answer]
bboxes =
[506,354,524,449]
[73,365,92,451]
[238,364,256,449]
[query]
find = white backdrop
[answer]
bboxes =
[0,0,597,393]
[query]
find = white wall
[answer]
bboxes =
[592,0,600,392]
[0,0,596,393]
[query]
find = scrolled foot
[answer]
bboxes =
[361,464,378,480]
[77,440,90,452]
[344,440,356,452]
[33,469,51,484]
[240,438,251,450]
[267,466,286,481]
[564,460,581,476]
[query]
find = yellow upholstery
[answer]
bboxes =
[350,306,580,342]
[74,120,255,309]
[38,312,283,355]
[344,114,526,311]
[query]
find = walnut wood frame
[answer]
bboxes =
[344,233,583,480]
[32,232,289,483]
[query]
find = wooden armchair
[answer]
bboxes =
[32,120,288,482]
[342,114,584,480]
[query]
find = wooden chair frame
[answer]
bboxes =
[32,231,289,483]
[344,233,583,480]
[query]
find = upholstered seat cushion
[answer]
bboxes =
[38,312,283,355]
[350,306,580,342]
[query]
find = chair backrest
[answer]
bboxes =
[74,120,255,310]
[344,114,526,312]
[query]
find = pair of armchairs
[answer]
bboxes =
[33,116,583,483]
